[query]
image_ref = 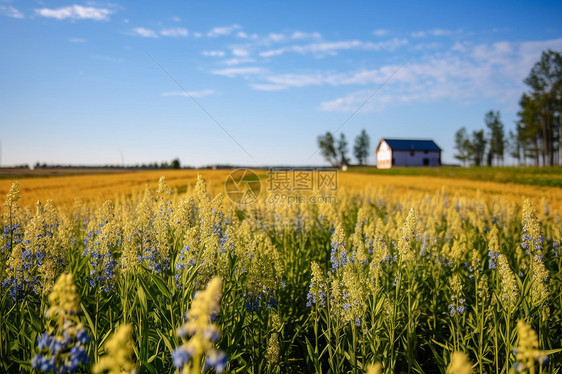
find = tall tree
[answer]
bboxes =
[317,132,338,167]
[337,133,350,167]
[517,93,543,166]
[469,130,487,166]
[521,49,562,166]
[453,127,471,166]
[508,129,521,165]
[353,129,370,165]
[484,110,505,166]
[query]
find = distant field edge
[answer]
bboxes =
[347,165,562,188]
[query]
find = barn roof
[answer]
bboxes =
[380,138,441,151]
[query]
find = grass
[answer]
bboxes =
[349,166,562,187]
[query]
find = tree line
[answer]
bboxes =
[31,158,182,170]
[454,49,562,167]
[317,129,370,167]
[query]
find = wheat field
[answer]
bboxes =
[1,170,561,373]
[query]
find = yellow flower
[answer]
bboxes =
[94,324,136,374]
[46,273,81,324]
[447,351,473,374]
[174,277,225,374]
[398,208,416,264]
[366,362,382,374]
[514,320,547,373]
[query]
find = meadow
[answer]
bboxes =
[0,168,561,373]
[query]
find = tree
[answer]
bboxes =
[170,158,181,169]
[508,129,521,165]
[453,127,471,166]
[353,129,370,165]
[469,130,487,166]
[520,49,562,166]
[517,93,543,166]
[337,133,350,167]
[317,132,339,167]
[484,110,505,166]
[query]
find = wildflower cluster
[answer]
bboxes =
[513,320,548,373]
[94,324,136,374]
[2,200,67,299]
[173,277,226,374]
[32,273,90,373]
[82,200,120,292]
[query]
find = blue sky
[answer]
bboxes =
[1,1,561,167]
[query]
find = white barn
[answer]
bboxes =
[376,138,441,169]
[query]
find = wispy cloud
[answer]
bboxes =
[162,89,216,98]
[373,29,389,37]
[411,28,462,38]
[223,58,256,66]
[210,67,264,78]
[232,48,250,57]
[0,5,23,19]
[130,27,158,38]
[319,37,562,112]
[259,38,408,57]
[291,31,322,40]
[160,27,188,37]
[35,5,112,21]
[236,31,259,39]
[202,50,226,57]
[207,24,241,37]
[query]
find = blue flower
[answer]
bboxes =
[205,350,227,373]
[172,347,191,370]
[76,328,90,345]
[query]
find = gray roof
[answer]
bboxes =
[380,138,441,151]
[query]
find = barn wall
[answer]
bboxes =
[392,150,440,167]
[376,140,392,169]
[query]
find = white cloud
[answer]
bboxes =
[171,16,181,22]
[0,5,23,18]
[193,32,203,38]
[411,28,462,38]
[318,37,562,112]
[160,27,188,37]
[236,31,258,39]
[130,27,158,38]
[210,67,264,78]
[207,24,241,37]
[223,57,255,66]
[35,5,112,21]
[162,89,215,98]
[267,33,285,42]
[373,29,388,37]
[202,50,225,57]
[259,38,408,57]
[249,83,287,91]
[291,31,321,40]
[232,48,249,57]
[260,49,285,58]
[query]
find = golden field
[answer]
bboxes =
[1,168,561,214]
